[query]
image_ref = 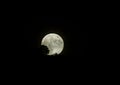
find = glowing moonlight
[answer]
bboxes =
[41,33,64,55]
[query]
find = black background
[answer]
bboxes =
[24,16,88,68]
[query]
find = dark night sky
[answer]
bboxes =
[24,16,88,67]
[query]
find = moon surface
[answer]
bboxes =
[41,33,64,55]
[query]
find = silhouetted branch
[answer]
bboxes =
[39,45,49,55]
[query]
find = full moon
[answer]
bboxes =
[41,33,64,55]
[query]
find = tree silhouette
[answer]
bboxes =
[39,45,49,55]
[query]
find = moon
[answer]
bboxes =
[41,33,64,55]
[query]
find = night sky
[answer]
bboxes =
[24,16,88,67]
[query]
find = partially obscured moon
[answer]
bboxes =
[41,33,64,55]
